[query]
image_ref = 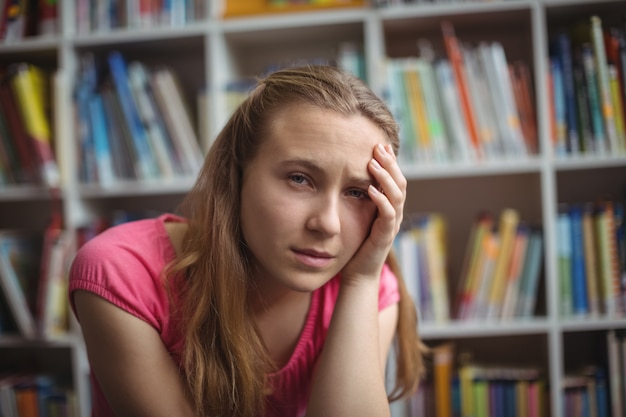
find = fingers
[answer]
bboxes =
[368,143,406,236]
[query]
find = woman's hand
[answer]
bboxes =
[342,143,407,282]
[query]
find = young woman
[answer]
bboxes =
[69,65,423,417]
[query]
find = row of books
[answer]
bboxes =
[562,330,626,417]
[0,63,60,188]
[549,16,626,157]
[557,200,626,318]
[395,209,544,325]
[0,373,76,417]
[0,221,72,340]
[0,0,58,43]
[454,209,544,322]
[74,51,204,186]
[384,22,537,165]
[409,343,548,417]
[75,0,206,33]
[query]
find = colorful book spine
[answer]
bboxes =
[569,204,589,315]
[9,63,60,188]
[558,206,573,316]
[442,21,482,160]
[516,228,544,318]
[487,208,520,319]
[107,51,160,179]
[590,16,619,154]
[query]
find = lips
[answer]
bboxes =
[292,248,334,269]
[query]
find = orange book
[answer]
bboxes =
[433,343,454,417]
[441,21,481,160]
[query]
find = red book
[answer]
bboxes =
[441,21,482,160]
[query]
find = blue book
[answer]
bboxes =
[88,94,115,185]
[107,51,160,179]
[569,204,589,315]
[553,32,580,154]
[594,368,609,417]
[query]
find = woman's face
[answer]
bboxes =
[240,103,389,295]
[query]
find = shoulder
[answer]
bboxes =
[68,213,185,327]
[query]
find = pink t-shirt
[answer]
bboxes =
[69,213,400,417]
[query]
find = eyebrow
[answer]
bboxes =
[280,158,377,189]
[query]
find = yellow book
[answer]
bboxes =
[458,363,476,417]
[402,62,432,162]
[424,214,450,323]
[608,65,626,152]
[487,208,520,319]
[457,212,494,319]
[516,379,529,417]
[10,63,60,187]
[582,203,600,315]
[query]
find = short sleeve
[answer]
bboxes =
[68,218,173,332]
[378,263,400,311]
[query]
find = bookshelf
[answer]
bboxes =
[0,0,625,416]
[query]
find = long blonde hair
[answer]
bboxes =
[168,65,424,416]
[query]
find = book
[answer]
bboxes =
[595,201,621,316]
[9,63,60,188]
[569,204,589,315]
[509,60,538,155]
[471,228,499,319]
[88,93,116,185]
[433,342,454,417]
[37,225,72,339]
[557,206,573,317]
[435,59,474,163]
[100,83,139,180]
[515,228,543,318]
[580,43,606,154]
[478,42,528,158]
[455,212,494,319]
[150,66,203,176]
[550,57,568,157]
[0,231,43,339]
[590,16,618,154]
[463,45,499,160]
[402,60,432,163]
[486,208,520,319]
[500,223,530,319]
[0,73,40,184]
[552,31,580,154]
[423,213,450,323]
[107,51,161,179]
[127,61,181,178]
[606,330,624,417]
[414,58,449,163]
[441,21,481,160]
[582,203,601,316]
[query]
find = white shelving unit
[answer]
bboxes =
[1,1,625,416]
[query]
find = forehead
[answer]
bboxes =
[259,103,388,162]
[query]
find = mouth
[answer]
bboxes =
[292,248,335,269]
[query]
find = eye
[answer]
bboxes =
[346,188,370,199]
[288,173,310,186]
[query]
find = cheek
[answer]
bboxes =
[343,204,377,246]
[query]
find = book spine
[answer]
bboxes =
[590,16,619,154]
[487,209,519,319]
[442,21,482,160]
[558,206,573,316]
[569,204,589,315]
[107,51,160,179]
[554,32,580,154]
[581,43,606,153]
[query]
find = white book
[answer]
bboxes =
[128,61,178,178]
[434,59,475,163]
[478,42,528,159]
[0,232,39,339]
[151,68,204,176]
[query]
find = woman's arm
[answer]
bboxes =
[307,143,406,417]
[73,290,195,417]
